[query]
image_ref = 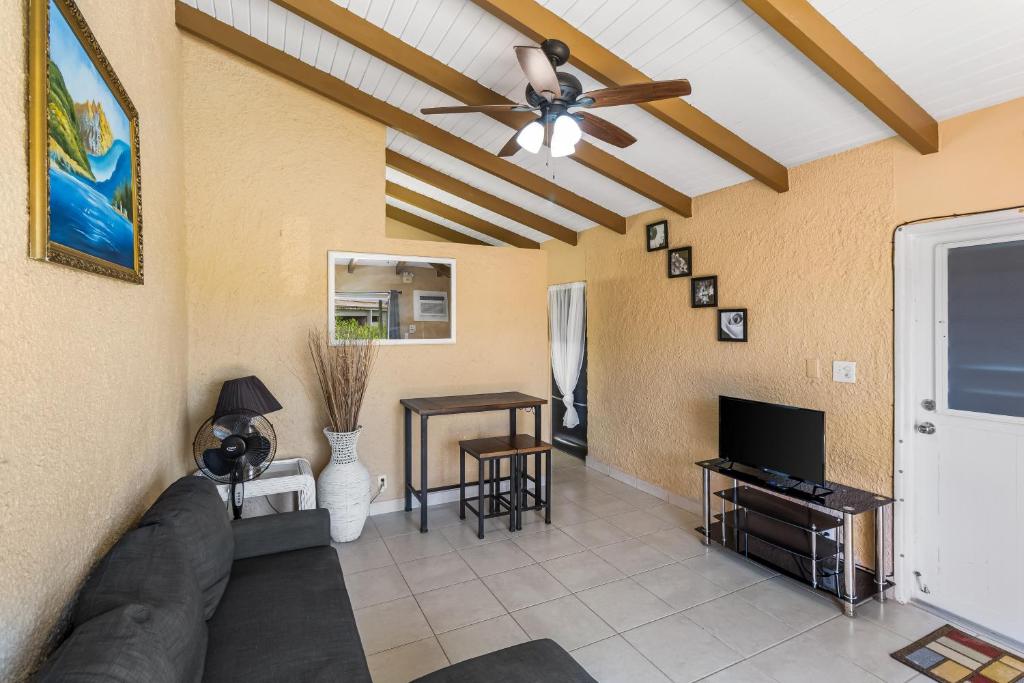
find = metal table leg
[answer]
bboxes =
[404,407,412,511]
[875,504,887,602]
[843,512,856,616]
[459,447,466,520]
[516,454,524,531]
[420,415,428,532]
[544,449,552,524]
[702,468,711,545]
[477,458,485,539]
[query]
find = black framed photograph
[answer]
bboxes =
[646,219,668,251]
[667,246,692,278]
[718,308,748,342]
[691,275,717,308]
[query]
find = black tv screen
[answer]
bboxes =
[719,396,826,485]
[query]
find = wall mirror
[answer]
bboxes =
[328,251,455,345]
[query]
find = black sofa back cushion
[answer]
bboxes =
[69,523,207,681]
[140,476,234,619]
[34,605,185,683]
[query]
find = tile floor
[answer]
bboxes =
[333,451,966,683]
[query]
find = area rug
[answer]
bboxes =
[891,624,1024,682]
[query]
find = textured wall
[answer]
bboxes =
[385,216,452,243]
[182,37,549,508]
[543,97,1024,565]
[0,2,188,679]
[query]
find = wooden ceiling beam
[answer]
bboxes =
[175,2,623,236]
[470,0,790,193]
[385,205,489,246]
[386,151,576,245]
[273,0,691,218]
[386,182,539,249]
[742,0,938,154]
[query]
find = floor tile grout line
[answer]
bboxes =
[363,632,448,665]
[570,632,678,682]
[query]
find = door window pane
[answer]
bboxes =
[947,239,1024,417]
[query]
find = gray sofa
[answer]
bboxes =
[35,476,596,683]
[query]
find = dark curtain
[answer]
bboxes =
[388,290,400,339]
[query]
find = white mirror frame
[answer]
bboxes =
[327,250,456,346]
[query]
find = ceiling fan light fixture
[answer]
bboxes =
[516,120,545,154]
[550,114,581,157]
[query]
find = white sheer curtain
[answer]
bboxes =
[548,282,586,429]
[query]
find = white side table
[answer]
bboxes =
[195,458,316,512]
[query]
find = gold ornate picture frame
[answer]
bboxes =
[28,0,143,283]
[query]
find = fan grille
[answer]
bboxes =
[193,410,277,484]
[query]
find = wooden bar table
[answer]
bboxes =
[400,392,546,532]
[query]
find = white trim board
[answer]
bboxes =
[369,479,529,516]
[586,454,703,515]
[368,456,702,517]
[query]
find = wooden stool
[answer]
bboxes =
[459,435,552,537]
[507,434,552,530]
[459,437,520,538]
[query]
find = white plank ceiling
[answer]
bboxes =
[186,0,1024,246]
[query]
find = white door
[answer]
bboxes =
[896,209,1024,645]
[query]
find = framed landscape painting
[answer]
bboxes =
[28,0,142,283]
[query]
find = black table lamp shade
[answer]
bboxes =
[215,376,282,418]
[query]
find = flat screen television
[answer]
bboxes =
[719,396,826,485]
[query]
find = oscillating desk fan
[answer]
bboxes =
[193,375,282,519]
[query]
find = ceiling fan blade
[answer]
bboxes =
[421,103,535,115]
[515,46,561,100]
[580,79,692,108]
[497,130,522,157]
[575,112,637,148]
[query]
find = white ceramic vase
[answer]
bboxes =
[318,427,371,542]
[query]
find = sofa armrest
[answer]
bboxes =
[232,509,331,560]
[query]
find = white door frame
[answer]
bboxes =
[893,207,1024,604]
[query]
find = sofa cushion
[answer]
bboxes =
[203,546,371,683]
[35,605,191,683]
[140,476,233,618]
[411,639,597,683]
[71,523,207,681]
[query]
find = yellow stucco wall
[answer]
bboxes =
[0,2,189,679]
[385,216,453,243]
[182,37,550,512]
[543,97,1024,563]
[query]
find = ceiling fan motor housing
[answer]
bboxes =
[525,72,583,111]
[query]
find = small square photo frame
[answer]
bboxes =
[646,219,668,251]
[691,275,717,308]
[667,246,692,278]
[718,308,748,342]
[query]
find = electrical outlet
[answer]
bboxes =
[408,324,416,334]
[833,360,857,383]
[376,475,387,492]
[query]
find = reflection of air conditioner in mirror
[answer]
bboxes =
[413,290,449,322]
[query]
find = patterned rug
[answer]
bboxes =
[891,625,1024,682]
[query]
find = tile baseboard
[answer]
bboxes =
[586,454,702,515]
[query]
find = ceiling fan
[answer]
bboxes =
[420,39,691,159]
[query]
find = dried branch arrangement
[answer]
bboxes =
[308,324,380,433]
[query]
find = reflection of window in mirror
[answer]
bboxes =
[328,252,455,345]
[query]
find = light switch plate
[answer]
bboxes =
[833,360,856,383]
[805,358,820,379]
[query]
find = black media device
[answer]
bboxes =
[718,395,827,490]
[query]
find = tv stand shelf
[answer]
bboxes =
[713,487,843,532]
[697,459,894,617]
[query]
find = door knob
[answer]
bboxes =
[916,422,936,435]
